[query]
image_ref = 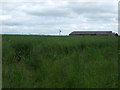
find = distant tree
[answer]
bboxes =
[115,33,118,36]
[59,29,61,35]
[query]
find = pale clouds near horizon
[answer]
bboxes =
[1,1,118,35]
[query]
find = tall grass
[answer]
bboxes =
[2,35,118,88]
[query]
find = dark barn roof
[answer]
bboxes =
[69,31,115,36]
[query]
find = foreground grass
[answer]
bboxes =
[2,35,118,88]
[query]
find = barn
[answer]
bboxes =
[69,31,115,36]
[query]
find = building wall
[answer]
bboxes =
[69,31,115,36]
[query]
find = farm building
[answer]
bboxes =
[69,31,115,36]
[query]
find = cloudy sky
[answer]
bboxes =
[1,1,118,35]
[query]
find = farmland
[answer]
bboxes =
[2,35,118,88]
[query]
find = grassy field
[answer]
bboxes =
[2,35,118,88]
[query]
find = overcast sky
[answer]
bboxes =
[1,1,118,35]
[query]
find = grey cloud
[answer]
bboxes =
[67,2,117,14]
[3,21,22,26]
[26,8,71,17]
[1,1,118,35]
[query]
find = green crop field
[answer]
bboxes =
[2,35,118,88]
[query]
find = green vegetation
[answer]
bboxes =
[2,35,118,88]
